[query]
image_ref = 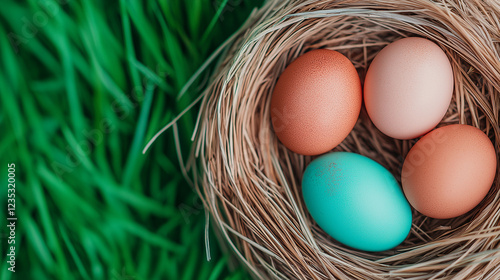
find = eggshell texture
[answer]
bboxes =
[271,49,362,155]
[302,152,412,252]
[402,124,497,219]
[364,37,454,139]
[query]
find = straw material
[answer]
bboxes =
[190,0,500,279]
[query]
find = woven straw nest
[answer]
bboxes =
[190,0,500,279]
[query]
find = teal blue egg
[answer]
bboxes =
[302,152,412,252]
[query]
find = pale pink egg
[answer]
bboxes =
[364,37,454,140]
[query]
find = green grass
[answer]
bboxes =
[0,0,263,279]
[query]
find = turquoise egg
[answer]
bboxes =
[302,152,412,251]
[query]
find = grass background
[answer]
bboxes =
[1,0,263,279]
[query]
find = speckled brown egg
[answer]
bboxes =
[270,49,362,156]
[402,124,497,219]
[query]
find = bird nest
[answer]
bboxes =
[191,0,500,278]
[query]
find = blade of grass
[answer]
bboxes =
[129,58,172,91]
[124,0,166,70]
[117,219,185,253]
[24,216,56,270]
[120,0,141,89]
[188,0,204,39]
[31,177,70,278]
[122,82,155,188]
[55,14,86,139]
[58,223,91,280]
[209,256,229,280]
[200,0,230,43]
[81,230,105,280]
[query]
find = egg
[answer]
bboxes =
[302,152,412,251]
[364,37,454,139]
[402,124,497,219]
[271,49,362,155]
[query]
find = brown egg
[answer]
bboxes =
[402,124,497,219]
[270,49,362,155]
